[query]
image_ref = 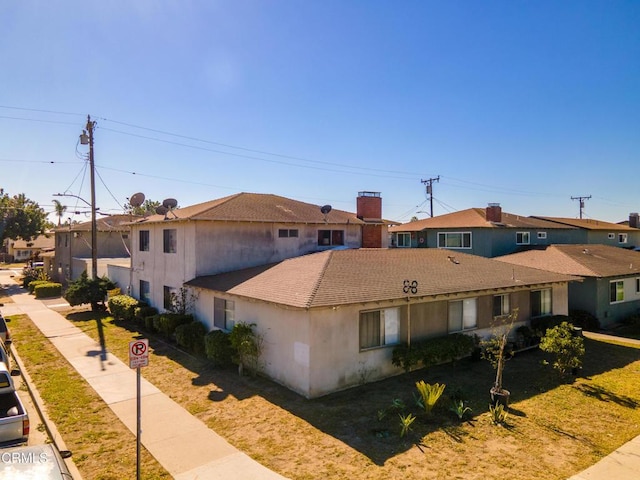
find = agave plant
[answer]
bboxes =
[415,381,446,415]
[399,413,416,437]
[449,399,472,420]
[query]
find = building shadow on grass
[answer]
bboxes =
[61,314,640,466]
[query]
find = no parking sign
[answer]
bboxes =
[129,339,149,369]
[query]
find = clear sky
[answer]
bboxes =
[1,1,638,226]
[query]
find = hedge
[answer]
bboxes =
[175,321,207,355]
[134,306,159,323]
[204,330,234,367]
[28,280,50,294]
[34,282,62,299]
[392,333,478,372]
[153,313,193,339]
[108,295,140,321]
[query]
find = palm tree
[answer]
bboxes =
[52,199,67,227]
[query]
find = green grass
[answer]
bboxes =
[57,309,640,480]
[9,314,171,480]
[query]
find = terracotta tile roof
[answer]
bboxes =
[132,193,363,226]
[389,208,574,233]
[531,217,638,231]
[186,248,577,309]
[496,244,640,277]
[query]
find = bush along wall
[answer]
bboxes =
[175,321,207,356]
[34,282,62,299]
[204,330,234,367]
[153,313,193,340]
[107,294,140,322]
[392,333,478,372]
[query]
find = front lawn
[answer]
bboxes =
[16,309,640,480]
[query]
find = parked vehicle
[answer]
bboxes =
[0,443,74,479]
[0,362,29,444]
[0,339,11,372]
[0,312,11,346]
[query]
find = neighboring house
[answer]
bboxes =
[185,248,576,398]
[128,191,387,310]
[529,214,640,249]
[389,204,579,257]
[496,244,640,328]
[389,204,640,257]
[53,215,135,284]
[2,234,54,263]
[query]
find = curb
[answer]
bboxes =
[10,343,84,480]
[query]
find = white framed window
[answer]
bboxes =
[438,232,472,249]
[359,307,400,350]
[278,229,299,238]
[608,233,615,239]
[493,294,510,317]
[139,280,151,304]
[636,278,640,295]
[610,280,624,303]
[531,288,552,317]
[448,298,477,333]
[397,233,411,248]
[516,232,530,245]
[537,232,547,239]
[618,233,628,244]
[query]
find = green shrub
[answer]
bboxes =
[22,266,47,288]
[134,306,158,323]
[153,313,193,339]
[175,321,207,355]
[415,381,446,415]
[28,280,50,294]
[63,272,116,311]
[108,295,140,321]
[392,333,477,372]
[229,322,263,376]
[539,321,585,377]
[204,330,233,366]
[34,282,62,298]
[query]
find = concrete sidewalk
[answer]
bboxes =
[0,275,287,480]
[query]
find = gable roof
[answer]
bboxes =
[186,248,578,309]
[7,234,55,250]
[530,217,638,232]
[131,193,363,226]
[496,244,640,277]
[389,208,573,233]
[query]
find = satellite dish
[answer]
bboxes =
[320,205,332,215]
[129,192,145,208]
[155,205,168,216]
[163,198,178,209]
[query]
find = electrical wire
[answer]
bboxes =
[94,166,125,211]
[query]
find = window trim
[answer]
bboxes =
[493,294,510,317]
[397,232,411,248]
[278,229,299,238]
[448,298,478,333]
[359,307,400,350]
[531,288,552,317]
[437,232,472,249]
[537,231,547,239]
[318,229,345,247]
[516,231,531,245]
[610,280,624,303]
[608,233,615,239]
[618,233,628,244]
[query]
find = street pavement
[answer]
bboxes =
[2,267,640,480]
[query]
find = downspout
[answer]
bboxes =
[406,297,411,348]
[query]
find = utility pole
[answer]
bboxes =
[80,115,98,279]
[421,176,440,217]
[571,195,591,219]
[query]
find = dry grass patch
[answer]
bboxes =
[8,314,171,480]
[63,310,640,480]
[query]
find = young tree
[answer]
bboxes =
[63,271,117,311]
[540,322,585,377]
[0,190,47,242]
[124,199,162,216]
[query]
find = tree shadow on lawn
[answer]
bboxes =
[62,314,640,466]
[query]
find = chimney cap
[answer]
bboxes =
[358,191,381,198]
[488,203,501,207]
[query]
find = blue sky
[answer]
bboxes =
[1,1,638,225]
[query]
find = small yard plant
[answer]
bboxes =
[415,381,445,415]
[398,413,416,437]
[539,321,585,378]
[450,399,472,420]
[489,403,509,426]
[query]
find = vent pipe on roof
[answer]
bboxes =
[486,203,502,223]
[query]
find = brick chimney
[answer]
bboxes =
[630,213,639,229]
[357,191,383,248]
[486,203,502,223]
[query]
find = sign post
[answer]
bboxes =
[129,339,149,480]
